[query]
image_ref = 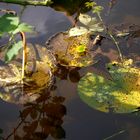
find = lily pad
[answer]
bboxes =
[0,44,56,104]
[46,32,95,67]
[78,59,140,113]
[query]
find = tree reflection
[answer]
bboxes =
[51,0,91,15]
[5,91,66,140]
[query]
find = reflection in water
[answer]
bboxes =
[5,91,66,140]
[50,0,92,26]
[1,0,140,140]
[55,64,81,83]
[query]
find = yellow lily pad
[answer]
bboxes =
[78,59,140,113]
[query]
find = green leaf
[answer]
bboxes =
[13,23,34,34]
[78,60,140,113]
[68,26,88,37]
[85,2,97,8]
[0,14,19,36]
[5,41,23,62]
[92,6,104,14]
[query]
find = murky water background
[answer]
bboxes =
[0,0,140,139]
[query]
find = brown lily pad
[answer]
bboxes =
[46,32,95,67]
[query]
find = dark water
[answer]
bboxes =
[0,1,140,140]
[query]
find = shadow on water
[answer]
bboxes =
[1,0,140,140]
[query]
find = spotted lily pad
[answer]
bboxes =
[78,59,140,113]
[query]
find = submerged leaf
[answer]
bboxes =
[78,59,140,113]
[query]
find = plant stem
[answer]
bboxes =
[108,33,123,61]
[103,129,126,140]
[0,0,52,6]
[97,13,123,61]
[20,32,27,79]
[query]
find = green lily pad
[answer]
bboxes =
[78,59,140,113]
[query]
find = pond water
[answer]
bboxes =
[0,0,140,140]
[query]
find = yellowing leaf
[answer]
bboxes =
[78,59,140,113]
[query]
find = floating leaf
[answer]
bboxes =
[5,41,23,62]
[48,32,94,67]
[78,59,140,113]
[68,26,88,37]
[79,14,104,33]
[0,14,19,36]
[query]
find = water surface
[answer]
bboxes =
[0,1,140,140]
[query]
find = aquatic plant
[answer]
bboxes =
[0,10,34,79]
